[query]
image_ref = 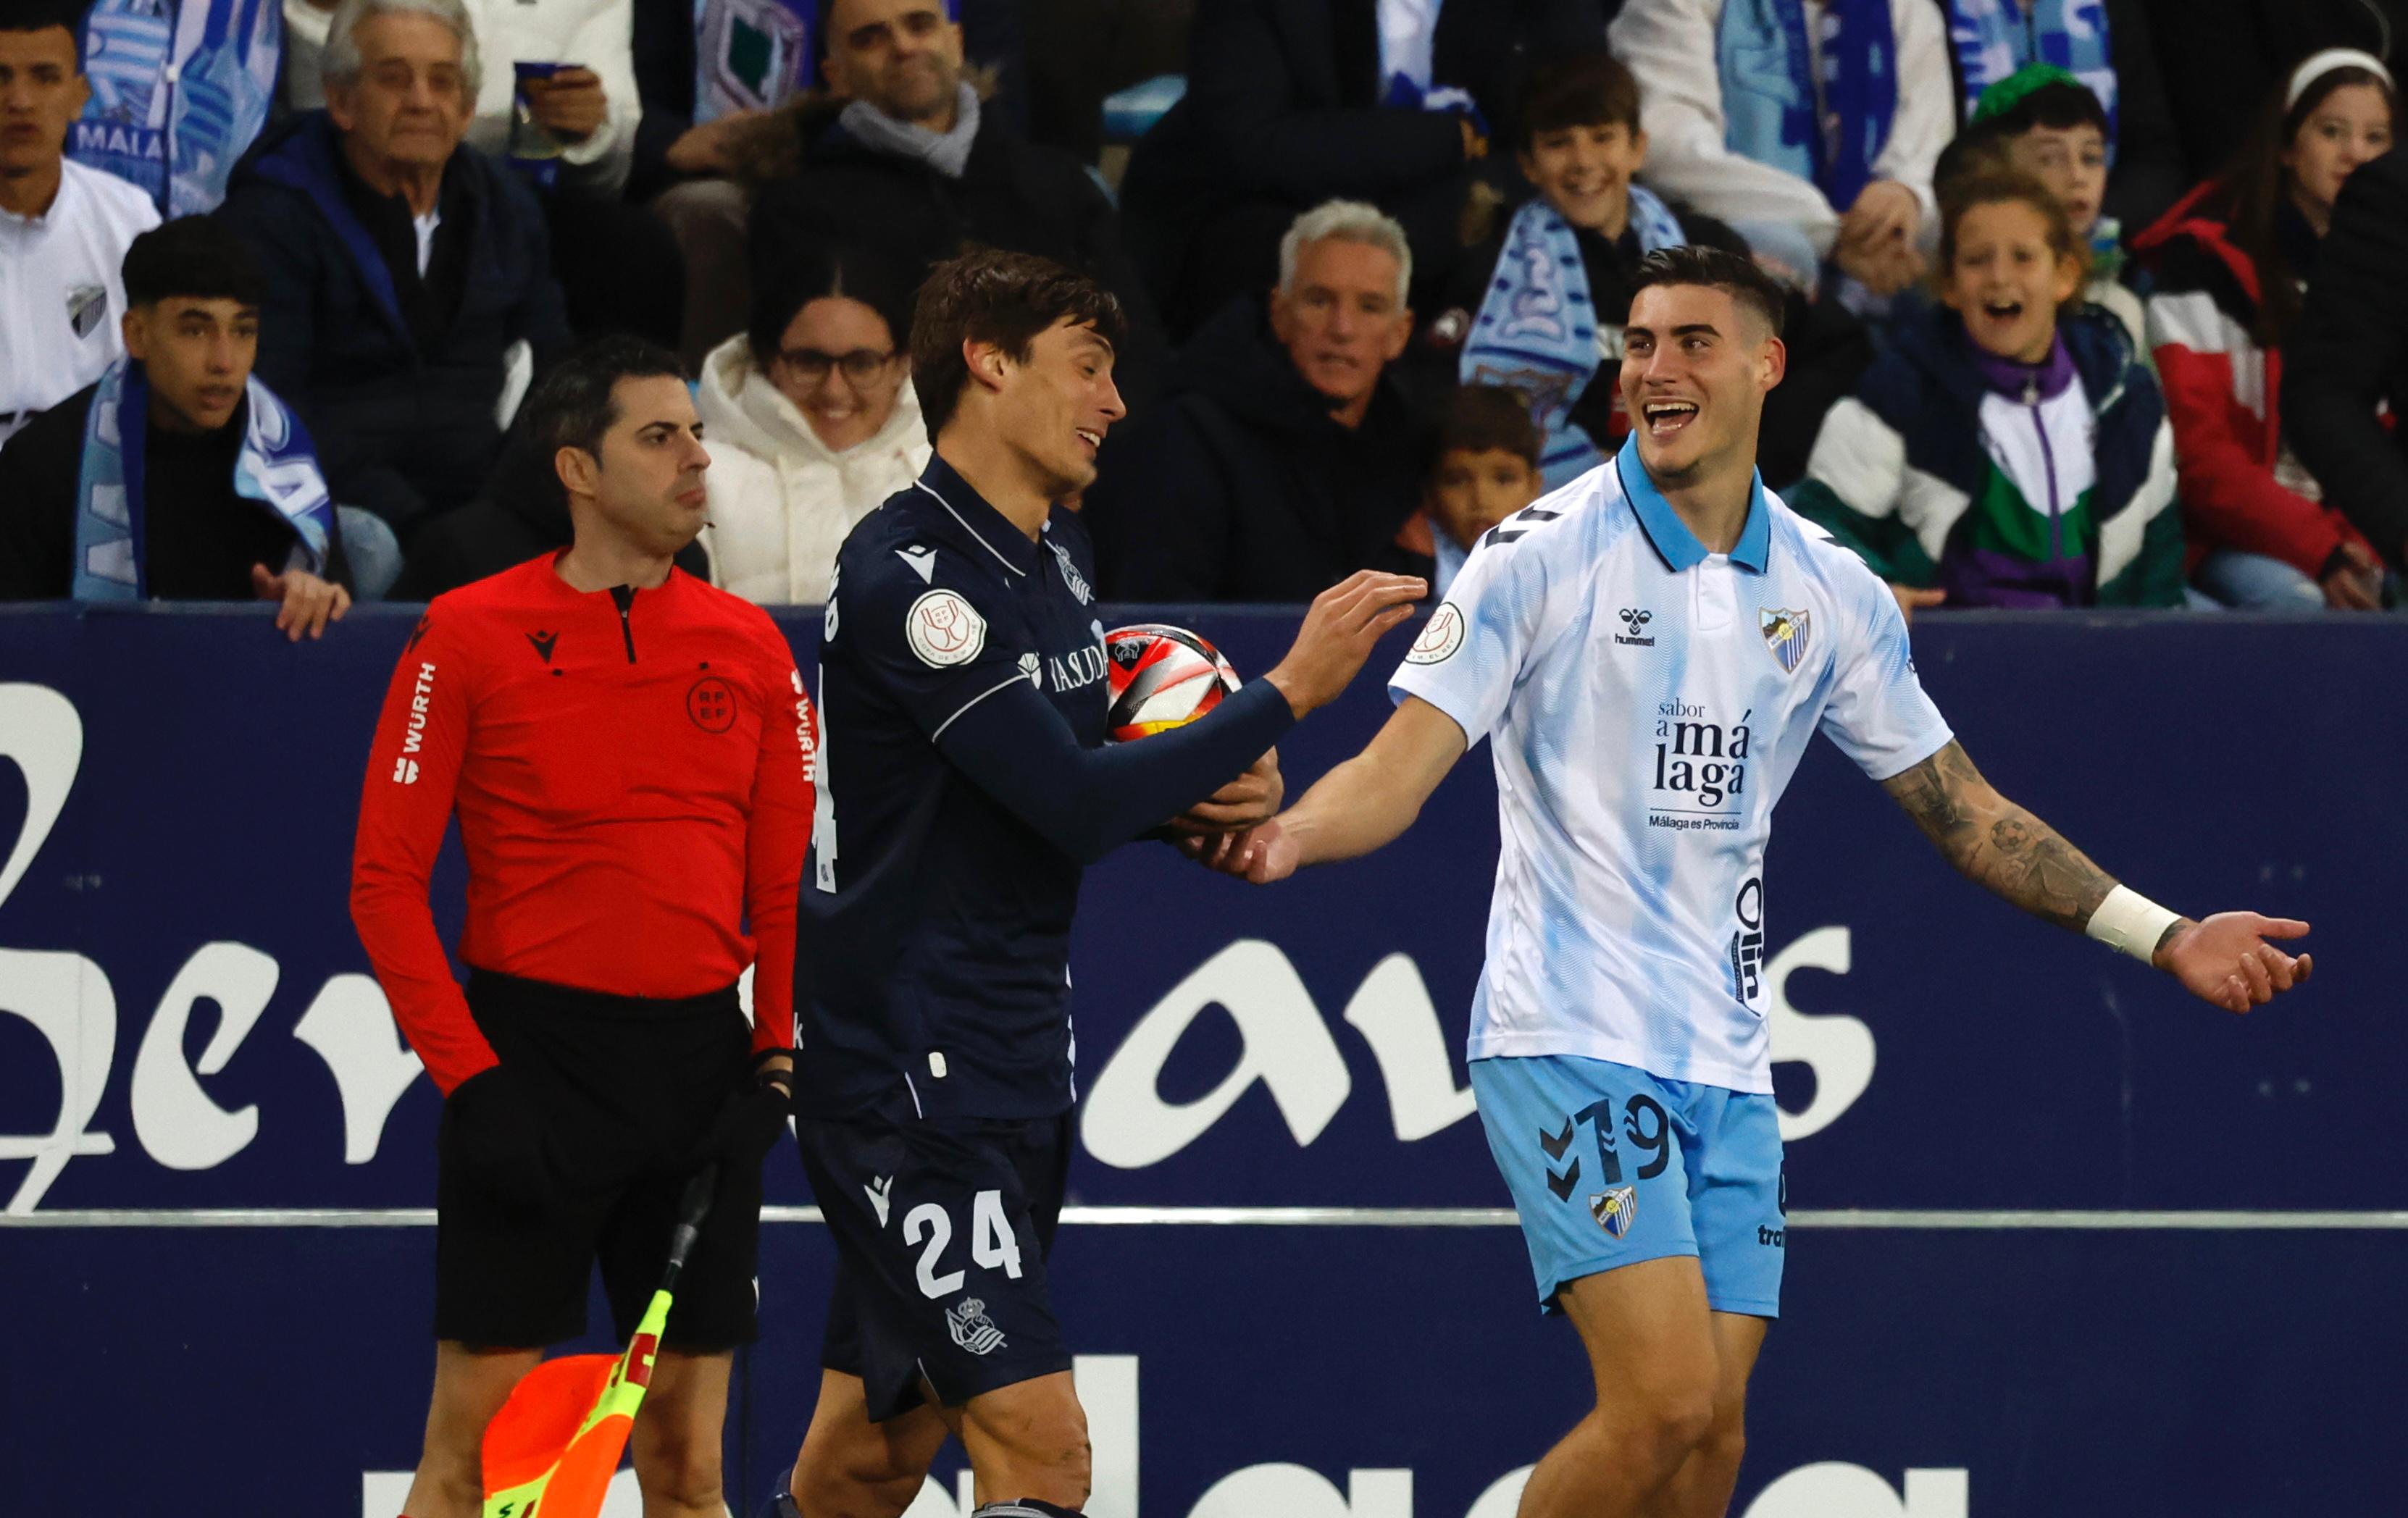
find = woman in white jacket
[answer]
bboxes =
[696,243,930,605]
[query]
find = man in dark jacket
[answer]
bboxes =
[746,0,1163,402]
[214,0,573,547]
[0,217,354,637]
[2284,139,2408,570]
[1119,0,1602,338]
[1085,201,1429,603]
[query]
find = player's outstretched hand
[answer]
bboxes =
[1164,748,1283,836]
[1262,571,1428,718]
[2156,913,2313,1013]
[1180,820,1301,884]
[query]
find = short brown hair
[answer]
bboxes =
[1628,246,1786,340]
[1434,385,1542,471]
[909,247,1126,440]
[1937,167,2090,289]
[1516,49,1643,151]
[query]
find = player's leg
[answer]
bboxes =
[785,1367,953,1517]
[956,1369,1092,1509]
[401,1341,545,1518]
[1646,1311,1769,1518]
[1519,1256,1723,1518]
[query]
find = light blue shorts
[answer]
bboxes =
[1471,1054,1784,1317]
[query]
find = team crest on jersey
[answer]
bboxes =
[946,1296,1006,1356]
[67,285,109,340]
[906,589,987,668]
[1590,1185,1638,1240]
[1407,602,1466,665]
[1048,540,1094,604]
[1759,607,1810,674]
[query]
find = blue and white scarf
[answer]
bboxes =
[72,0,281,216]
[72,359,335,600]
[1717,0,1897,212]
[1459,188,1686,487]
[1376,0,1486,130]
[1949,0,2117,144]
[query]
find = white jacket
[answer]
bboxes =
[695,335,932,607]
[283,0,639,195]
[1608,0,1953,261]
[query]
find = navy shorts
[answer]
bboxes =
[795,1110,1073,1421]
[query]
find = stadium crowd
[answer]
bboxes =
[7,0,2408,617]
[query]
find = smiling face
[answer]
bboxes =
[2002,122,2107,237]
[1618,282,1784,485]
[822,0,963,125]
[1269,236,1413,425]
[769,295,907,452]
[1518,120,1648,235]
[1942,197,2083,364]
[325,11,472,174]
[124,296,259,435]
[0,25,85,185]
[2286,81,2396,222]
[984,317,1125,497]
[560,374,713,555]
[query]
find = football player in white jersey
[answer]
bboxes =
[1195,246,2315,1518]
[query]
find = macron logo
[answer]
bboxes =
[394,662,437,781]
[865,1175,892,1228]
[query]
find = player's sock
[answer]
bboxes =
[970,1503,1084,1517]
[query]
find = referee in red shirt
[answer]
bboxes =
[351,337,816,1518]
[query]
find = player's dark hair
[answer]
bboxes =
[0,0,89,64]
[909,246,1125,442]
[1515,49,1643,152]
[523,335,693,506]
[1434,384,1542,471]
[122,217,264,309]
[747,239,917,374]
[1628,246,1787,340]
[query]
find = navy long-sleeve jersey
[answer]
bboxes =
[795,457,1295,1122]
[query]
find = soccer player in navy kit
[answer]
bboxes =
[764,250,1425,1518]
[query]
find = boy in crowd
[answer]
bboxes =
[1397,385,1544,599]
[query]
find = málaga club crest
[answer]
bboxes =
[1759,608,1810,674]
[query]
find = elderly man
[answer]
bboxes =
[0,0,161,447]
[218,0,573,545]
[746,0,1161,402]
[1085,200,1428,602]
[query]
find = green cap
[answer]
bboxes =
[1970,64,2092,127]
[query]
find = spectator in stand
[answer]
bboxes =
[745,0,1163,403]
[1416,49,1870,488]
[220,0,574,548]
[0,1,160,448]
[285,0,685,346]
[1945,64,2148,353]
[1944,0,2185,232]
[1394,383,1544,597]
[1085,200,1429,602]
[2136,49,2394,610]
[67,0,280,216]
[0,217,361,631]
[1789,167,2183,611]
[694,243,929,605]
[2143,0,2401,183]
[1608,0,1954,304]
[1121,0,1604,339]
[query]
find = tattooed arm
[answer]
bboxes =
[1879,740,2315,1012]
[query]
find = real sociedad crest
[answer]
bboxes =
[1759,607,1810,675]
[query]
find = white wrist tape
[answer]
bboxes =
[2086,885,2182,964]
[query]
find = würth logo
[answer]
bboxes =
[526,629,559,664]
[1615,608,1655,646]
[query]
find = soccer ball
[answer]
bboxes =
[1104,624,1241,742]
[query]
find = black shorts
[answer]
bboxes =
[433,970,763,1351]
[795,1109,1074,1421]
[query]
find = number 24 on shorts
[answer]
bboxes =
[903,1189,1026,1299]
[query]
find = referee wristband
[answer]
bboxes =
[2085,885,2182,964]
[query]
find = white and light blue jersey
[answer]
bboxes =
[1390,434,1953,1094]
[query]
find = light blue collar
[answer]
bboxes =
[1612,432,1771,574]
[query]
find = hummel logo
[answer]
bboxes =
[1545,1157,1582,1202]
[1615,608,1655,647]
[1539,1118,1581,1200]
[865,1175,892,1228]
[1539,1119,1577,1161]
[527,629,559,663]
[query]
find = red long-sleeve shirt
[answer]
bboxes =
[351,555,816,1094]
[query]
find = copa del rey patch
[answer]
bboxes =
[907,589,987,668]
[1406,602,1466,666]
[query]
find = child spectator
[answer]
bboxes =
[694,243,930,605]
[1395,384,1544,597]
[2134,49,2395,609]
[1953,64,2149,353]
[1421,49,1871,489]
[1788,167,2183,611]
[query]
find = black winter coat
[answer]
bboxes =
[217,113,574,543]
[1083,298,1429,603]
